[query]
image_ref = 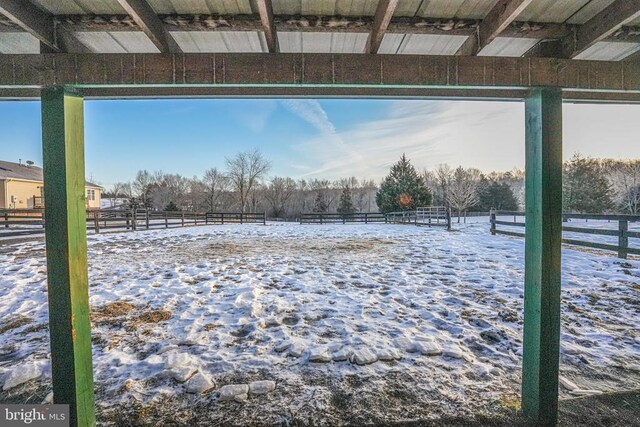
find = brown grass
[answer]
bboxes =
[93,301,136,319]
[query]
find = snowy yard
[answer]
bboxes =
[0,222,639,425]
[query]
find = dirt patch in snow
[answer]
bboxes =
[0,314,32,334]
[132,309,172,326]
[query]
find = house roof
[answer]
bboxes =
[0,160,101,188]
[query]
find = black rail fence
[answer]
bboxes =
[490,210,640,259]
[0,209,266,240]
[300,212,387,224]
[300,207,451,229]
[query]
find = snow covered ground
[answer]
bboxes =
[0,222,639,425]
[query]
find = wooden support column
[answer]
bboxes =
[522,87,563,426]
[41,86,96,427]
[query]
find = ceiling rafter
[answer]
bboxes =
[562,0,640,58]
[0,0,58,51]
[256,0,278,52]
[366,0,399,54]
[115,0,181,53]
[455,0,534,56]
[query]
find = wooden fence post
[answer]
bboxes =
[41,86,96,427]
[94,211,100,234]
[490,210,496,235]
[165,212,168,228]
[446,208,451,231]
[4,212,8,228]
[181,212,185,227]
[619,219,628,259]
[145,210,150,230]
[263,212,266,225]
[522,87,562,426]
[131,209,137,231]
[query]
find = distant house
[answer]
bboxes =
[0,160,102,210]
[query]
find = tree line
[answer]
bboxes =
[103,149,640,219]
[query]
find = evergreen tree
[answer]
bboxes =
[337,185,356,215]
[376,154,432,213]
[563,154,613,213]
[475,178,519,211]
[164,201,180,211]
[313,191,328,213]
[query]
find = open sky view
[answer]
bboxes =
[1,99,639,188]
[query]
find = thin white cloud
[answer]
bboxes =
[281,100,336,134]
[292,100,448,179]
[229,100,277,133]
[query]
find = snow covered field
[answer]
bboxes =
[0,222,639,425]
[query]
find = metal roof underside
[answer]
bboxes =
[0,0,638,59]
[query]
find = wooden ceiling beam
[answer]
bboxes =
[115,0,181,53]
[456,0,534,56]
[562,0,640,58]
[256,0,278,52]
[1,54,638,95]
[366,0,399,54]
[0,0,58,51]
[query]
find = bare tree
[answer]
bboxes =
[225,149,271,213]
[606,159,640,214]
[202,168,229,212]
[264,177,297,218]
[432,164,454,207]
[132,170,155,207]
[447,166,481,222]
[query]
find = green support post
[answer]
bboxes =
[522,88,563,426]
[41,86,96,427]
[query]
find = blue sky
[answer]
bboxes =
[1,99,639,189]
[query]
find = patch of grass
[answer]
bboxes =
[93,301,136,321]
[498,394,522,412]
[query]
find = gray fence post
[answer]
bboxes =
[619,219,628,259]
[490,209,496,235]
[94,211,100,234]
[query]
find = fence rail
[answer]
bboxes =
[300,212,387,224]
[490,210,640,259]
[301,207,451,229]
[0,209,266,240]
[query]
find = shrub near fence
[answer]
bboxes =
[490,210,640,259]
[0,209,266,240]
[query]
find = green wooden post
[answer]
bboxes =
[41,86,96,427]
[522,88,563,426]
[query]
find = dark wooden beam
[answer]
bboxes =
[115,0,181,53]
[0,54,639,95]
[3,86,640,103]
[366,0,399,54]
[522,87,563,425]
[0,0,58,51]
[563,0,640,58]
[624,48,640,62]
[256,0,278,52]
[456,0,534,55]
